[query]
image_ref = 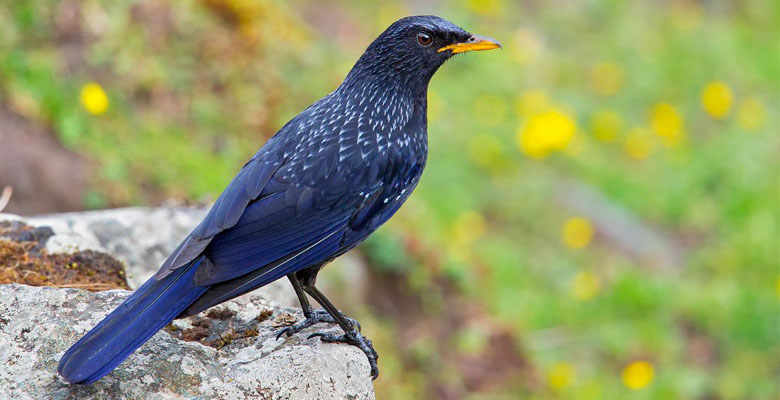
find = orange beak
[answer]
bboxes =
[437,34,502,54]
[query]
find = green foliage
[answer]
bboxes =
[1,0,778,398]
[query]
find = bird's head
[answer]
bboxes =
[345,15,501,89]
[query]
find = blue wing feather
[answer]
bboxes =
[180,228,346,316]
[197,182,357,285]
[155,158,280,279]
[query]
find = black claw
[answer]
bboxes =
[275,308,358,340]
[307,330,379,380]
[306,331,329,340]
[275,327,293,341]
[274,308,378,380]
[276,309,346,340]
[351,319,362,332]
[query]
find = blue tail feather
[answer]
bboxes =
[58,258,209,384]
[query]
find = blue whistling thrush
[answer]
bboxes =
[58,15,500,384]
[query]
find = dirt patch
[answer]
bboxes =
[166,311,265,350]
[0,220,128,290]
[205,307,236,320]
[362,241,536,398]
[255,308,273,323]
[0,104,93,215]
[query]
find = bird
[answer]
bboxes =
[58,15,500,384]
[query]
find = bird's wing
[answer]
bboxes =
[195,174,368,285]
[154,155,282,280]
[177,176,390,317]
[156,143,384,285]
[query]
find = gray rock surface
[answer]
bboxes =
[25,206,299,307]
[0,284,374,400]
[0,210,376,399]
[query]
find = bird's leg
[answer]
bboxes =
[288,273,315,318]
[303,285,379,380]
[276,274,361,339]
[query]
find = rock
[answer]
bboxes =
[26,206,299,307]
[0,284,375,400]
[0,211,376,399]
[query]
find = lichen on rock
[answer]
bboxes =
[0,209,375,400]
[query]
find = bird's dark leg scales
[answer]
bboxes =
[303,284,379,380]
[275,308,362,340]
[280,272,379,379]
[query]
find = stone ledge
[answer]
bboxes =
[0,210,375,400]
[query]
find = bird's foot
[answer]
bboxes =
[309,330,379,380]
[275,308,360,340]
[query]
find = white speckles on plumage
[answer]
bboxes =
[263,18,436,200]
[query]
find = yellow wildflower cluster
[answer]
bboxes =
[700,80,768,132]
[562,217,593,249]
[202,0,308,45]
[80,82,109,115]
[701,80,733,119]
[650,103,685,147]
[622,361,655,390]
[517,107,578,159]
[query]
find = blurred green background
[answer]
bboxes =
[1,0,778,398]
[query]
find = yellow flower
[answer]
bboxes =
[515,90,550,117]
[701,81,733,119]
[572,271,601,301]
[624,127,655,159]
[737,96,767,132]
[474,95,507,127]
[590,62,625,96]
[650,103,684,147]
[622,361,655,390]
[548,362,576,389]
[590,109,623,142]
[517,108,577,158]
[562,217,593,249]
[512,28,544,65]
[80,82,109,115]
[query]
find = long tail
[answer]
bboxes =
[58,258,209,384]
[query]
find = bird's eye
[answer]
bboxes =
[416,32,433,46]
